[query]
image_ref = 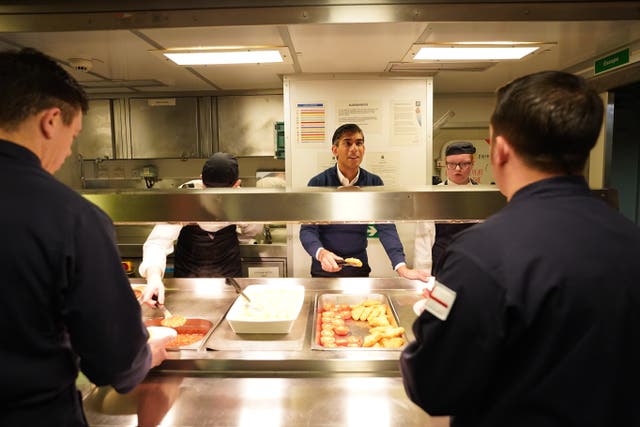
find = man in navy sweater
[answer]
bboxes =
[299,123,430,281]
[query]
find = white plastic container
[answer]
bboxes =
[226,283,305,334]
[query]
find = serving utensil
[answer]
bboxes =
[336,258,363,267]
[226,277,252,303]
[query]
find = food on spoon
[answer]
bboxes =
[161,314,186,328]
[343,257,363,267]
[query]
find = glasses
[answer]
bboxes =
[446,162,473,170]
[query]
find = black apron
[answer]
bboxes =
[173,224,242,278]
[432,222,476,276]
[432,179,478,276]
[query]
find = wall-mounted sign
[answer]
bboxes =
[594,48,630,75]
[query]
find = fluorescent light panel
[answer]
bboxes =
[164,49,284,65]
[415,46,538,61]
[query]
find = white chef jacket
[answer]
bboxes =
[138,179,263,277]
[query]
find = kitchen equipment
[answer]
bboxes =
[311,292,406,351]
[226,283,305,334]
[226,277,252,303]
[145,318,214,350]
[336,257,363,267]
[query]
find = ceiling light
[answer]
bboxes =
[406,42,550,62]
[159,46,290,65]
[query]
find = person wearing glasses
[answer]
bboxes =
[441,141,478,185]
[299,123,429,282]
[414,142,479,275]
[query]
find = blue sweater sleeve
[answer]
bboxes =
[377,223,406,268]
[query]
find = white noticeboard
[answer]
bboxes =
[283,76,434,278]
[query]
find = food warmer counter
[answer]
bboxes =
[80,187,616,426]
[82,277,442,427]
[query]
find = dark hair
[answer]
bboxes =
[490,71,603,174]
[0,48,88,131]
[332,123,364,146]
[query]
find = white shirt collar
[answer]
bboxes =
[336,165,360,186]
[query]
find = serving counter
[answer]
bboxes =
[82,277,444,427]
[80,187,617,426]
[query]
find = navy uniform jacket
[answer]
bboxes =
[0,140,150,426]
[400,176,640,427]
[299,166,406,277]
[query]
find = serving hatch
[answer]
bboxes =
[312,292,407,350]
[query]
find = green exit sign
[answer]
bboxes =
[595,48,630,74]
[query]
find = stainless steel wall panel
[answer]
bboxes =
[129,97,199,158]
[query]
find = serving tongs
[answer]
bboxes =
[336,257,363,268]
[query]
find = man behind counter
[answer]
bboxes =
[299,123,429,282]
[400,70,640,426]
[139,152,262,305]
[0,48,168,426]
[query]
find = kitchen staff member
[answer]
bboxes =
[401,70,640,426]
[0,47,168,427]
[299,123,429,282]
[414,141,479,275]
[139,153,262,305]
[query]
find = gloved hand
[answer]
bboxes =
[141,266,165,307]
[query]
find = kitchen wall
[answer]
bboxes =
[56,93,286,190]
[55,92,495,190]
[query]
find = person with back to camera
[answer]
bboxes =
[414,141,479,275]
[0,48,169,427]
[400,70,640,427]
[299,123,430,282]
[139,152,263,306]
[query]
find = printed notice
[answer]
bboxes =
[366,151,400,187]
[337,100,381,134]
[391,100,421,145]
[297,103,326,144]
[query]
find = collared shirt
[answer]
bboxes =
[336,164,360,187]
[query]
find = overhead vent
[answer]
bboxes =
[385,61,496,73]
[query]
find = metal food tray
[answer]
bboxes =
[311,292,406,351]
[145,318,214,351]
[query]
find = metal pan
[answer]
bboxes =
[311,292,406,351]
[144,318,213,350]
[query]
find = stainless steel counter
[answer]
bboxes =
[82,278,443,426]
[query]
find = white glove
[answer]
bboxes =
[142,266,165,307]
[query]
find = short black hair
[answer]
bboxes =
[332,123,364,146]
[0,48,88,131]
[490,71,603,174]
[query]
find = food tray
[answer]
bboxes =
[144,318,213,350]
[311,293,407,351]
[226,283,305,334]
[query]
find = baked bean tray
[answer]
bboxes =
[145,318,213,350]
[311,293,407,350]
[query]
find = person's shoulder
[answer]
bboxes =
[359,168,383,185]
[308,167,336,186]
